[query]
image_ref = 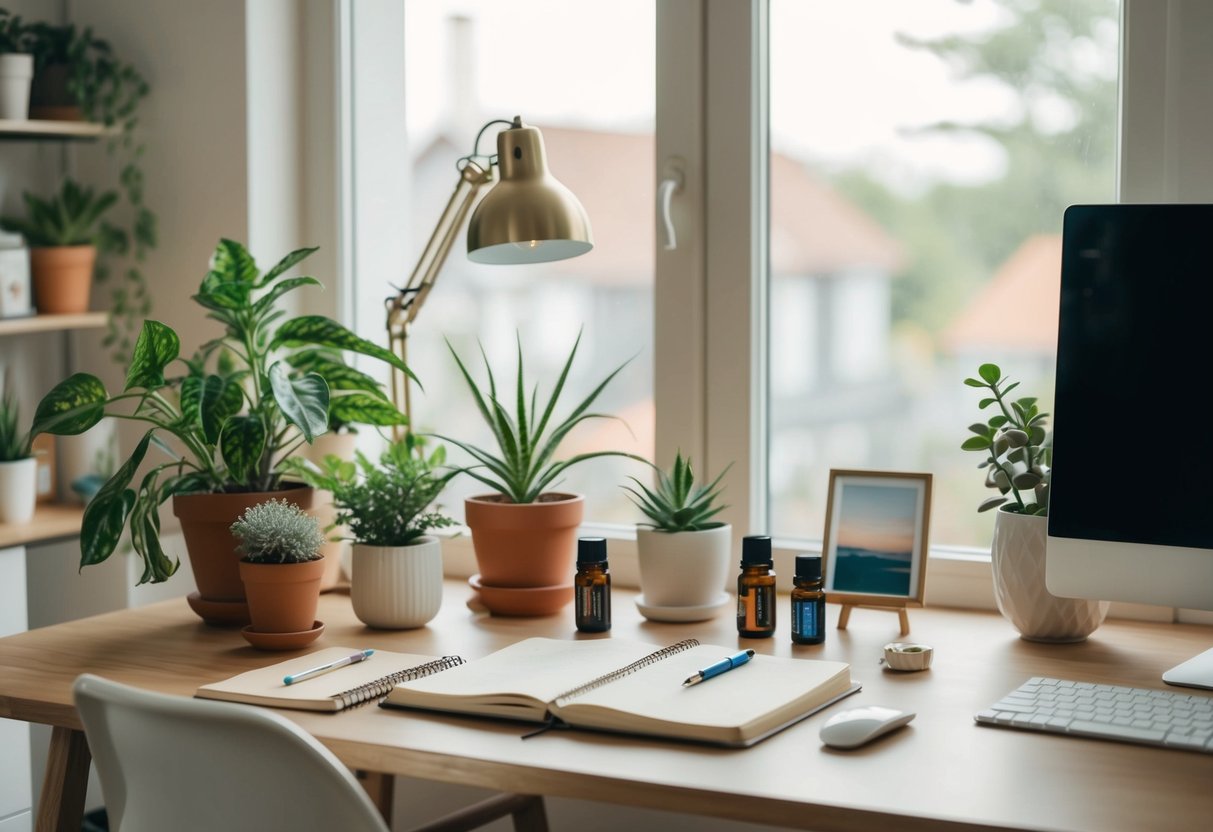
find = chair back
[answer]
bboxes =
[73,674,388,832]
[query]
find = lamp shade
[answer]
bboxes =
[467,119,593,265]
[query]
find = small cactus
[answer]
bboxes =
[623,451,730,533]
[231,498,325,563]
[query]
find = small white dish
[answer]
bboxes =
[635,592,731,623]
[882,642,934,671]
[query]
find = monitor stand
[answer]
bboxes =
[1162,646,1213,690]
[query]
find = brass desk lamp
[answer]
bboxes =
[386,116,593,435]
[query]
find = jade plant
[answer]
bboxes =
[287,434,457,548]
[30,238,411,584]
[436,331,638,503]
[623,451,730,532]
[231,498,324,564]
[962,363,1051,515]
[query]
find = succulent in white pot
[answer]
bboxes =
[0,386,36,524]
[624,451,732,620]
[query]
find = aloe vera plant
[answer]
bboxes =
[961,363,1051,515]
[623,451,730,532]
[435,331,637,504]
[30,238,412,584]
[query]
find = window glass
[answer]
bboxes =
[400,1,655,522]
[768,0,1120,546]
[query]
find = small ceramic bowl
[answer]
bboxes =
[882,642,934,671]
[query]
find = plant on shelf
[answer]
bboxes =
[231,498,326,642]
[29,239,413,602]
[0,9,32,121]
[961,363,1051,516]
[0,386,37,524]
[288,434,456,628]
[623,451,734,620]
[436,330,638,616]
[25,16,154,363]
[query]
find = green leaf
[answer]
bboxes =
[220,416,267,485]
[31,373,108,437]
[978,495,1008,512]
[961,436,991,451]
[978,397,996,409]
[256,246,319,287]
[270,316,417,381]
[182,374,242,445]
[978,363,1001,384]
[124,320,180,391]
[81,431,152,568]
[288,350,387,396]
[988,414,1009,428]
[967,422,989,436]
[210,238,259,284]
[963,378,985,387]
[252,276,321,317]
[329,393,408,427]
[268,362,329,442]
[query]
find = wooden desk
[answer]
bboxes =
[1,580,1211,832]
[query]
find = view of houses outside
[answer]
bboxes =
[397,0,1120,544]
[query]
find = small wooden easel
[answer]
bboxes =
[837,602,911,636]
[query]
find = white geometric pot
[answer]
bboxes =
[0,53,33,121]
[0,457,37,524]
[350,537,443,629]
[636,524,732,608]
[991,508,1109,643]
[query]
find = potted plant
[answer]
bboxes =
[0,9,32,120]
[290,435,456,628]
[230,498,326,648]
[0,178,120,314]
[623,451,732,621]
[0,386,36,524]
[30,239,413,624]
[436,331,636,616]
[963,362,1107,642]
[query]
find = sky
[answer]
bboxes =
[834,482,920,555]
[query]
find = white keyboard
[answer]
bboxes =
[976,676,1213,753]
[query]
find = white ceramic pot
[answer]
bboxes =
[991,508,1109,643]
[351,537,443,628]
[0,457,37,524]
[0,53,33,121]
[636,524,732,608]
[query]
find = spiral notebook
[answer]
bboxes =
[382,637,857,747]
[195,647,464,712]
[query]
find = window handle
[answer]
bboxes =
[658,171,683,251]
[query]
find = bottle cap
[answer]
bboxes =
[795,555,821,580]
[577,536,608,565]
[740,535,772,566]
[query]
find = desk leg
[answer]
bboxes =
[36,727,91,832]
[356,770,395,824]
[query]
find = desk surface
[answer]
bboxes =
[1,581,1211,832]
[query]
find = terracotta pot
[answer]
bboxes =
[29,63,84,121]
[173,486,315,603]
[238,556,326,634]
[465,493,584,591]
[30,245,96,314]
[351,538,443,629]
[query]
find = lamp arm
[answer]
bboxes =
[387,159,495,433]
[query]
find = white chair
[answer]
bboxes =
[73,674,548,832]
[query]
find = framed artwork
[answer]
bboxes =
[821,469,933,607]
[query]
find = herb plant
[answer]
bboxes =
[962,363,1051,515]
[436,331,637,504]
[288,435,456,548]
[624,451,730,532]
[0,388,32,462]
[30,238,412,584]
[0,178,121,247]
[231,498,324,564]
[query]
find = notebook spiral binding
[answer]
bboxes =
[553,639,700,705]
[336,655,465,710]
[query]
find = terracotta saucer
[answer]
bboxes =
[467,574,573,617]
[240,620,325,651]
[186,592,251,626]
[635,591,732,623]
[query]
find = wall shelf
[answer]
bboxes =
[0,119,118,140]
[0,504,84,549]
[0,312,107,337]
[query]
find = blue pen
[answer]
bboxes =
[682,649,756,687]
[283,649,374,686]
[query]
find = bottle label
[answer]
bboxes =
[577,584,610,628]
[740,587,775,631]
[792,599,821,639]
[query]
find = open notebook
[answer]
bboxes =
[383,637,857,747]
[195,647,464,712]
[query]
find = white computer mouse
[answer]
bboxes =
[819,706,915,749]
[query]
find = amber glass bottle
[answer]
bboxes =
[575,537,611,632]
[790,555,826,645]
[736,535,776,638]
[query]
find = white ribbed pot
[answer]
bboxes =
[0,457,37,524]
[991,508,1109,643]
[0,53,33,120]
[636,524,732,607]
[350,537,443,629]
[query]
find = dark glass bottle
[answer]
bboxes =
[791,554,826,645]
[575,537,611,632]
[736,535,776,638]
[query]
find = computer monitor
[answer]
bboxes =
[1047,204,1213,690]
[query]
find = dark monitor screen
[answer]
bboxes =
[1050,204,1213,551]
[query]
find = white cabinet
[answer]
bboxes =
[0,545,31,832]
